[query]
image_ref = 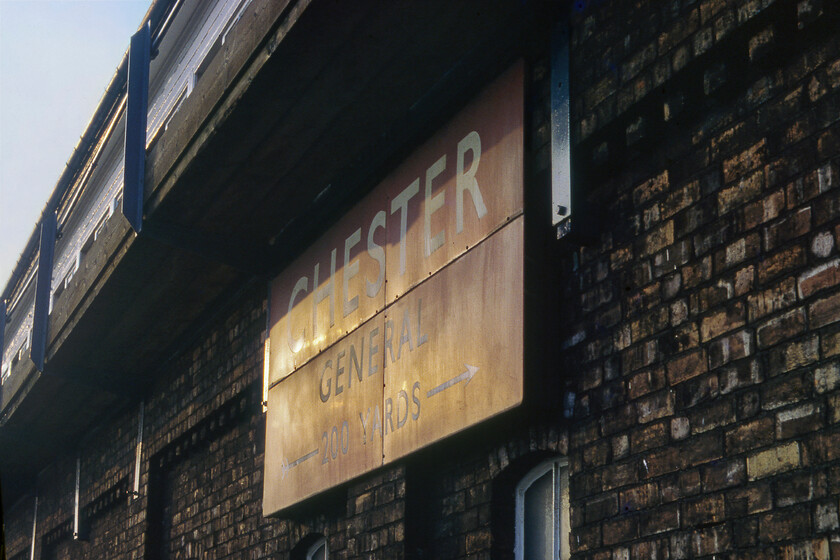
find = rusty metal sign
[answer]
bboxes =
[264,315,385,513]
[264,61,524,515]
[268,61,524,385]
[264,218,523,513]
[383,217,523,461]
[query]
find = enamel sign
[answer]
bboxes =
[264,61,524,515]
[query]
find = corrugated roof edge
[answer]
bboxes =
[0,0,175,308]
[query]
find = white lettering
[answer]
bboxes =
[343,228,361,317]
[424,154,446,256]
[288,276,308,353]
[456,131,486,233]
[366,211,386,298]
[313,249,337,336]
[390,179,419,275]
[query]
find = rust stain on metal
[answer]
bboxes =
[384,217,524,461]
[264,61,525,515]
[263,315,385,514]
[268,61,524,385]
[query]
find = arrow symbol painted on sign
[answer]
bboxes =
[281,448,319,479]
[426,364,479,398]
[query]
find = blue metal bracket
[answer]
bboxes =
[31,211,57,372]
[124,22,151,233]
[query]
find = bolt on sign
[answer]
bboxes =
[264,61,525,515]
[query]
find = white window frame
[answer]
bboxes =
[305,536,328,560]
[514,457,570,560]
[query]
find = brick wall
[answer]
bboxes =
[4,1,840,559]
[561,0,840,558]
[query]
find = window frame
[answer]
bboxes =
[514,457,570,560]
[305,536,328,560]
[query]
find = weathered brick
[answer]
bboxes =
[676,372,719,409]
[640,220,675,257]
[611,245,634,270]
[667,348,708,385]
[788,163,836,209]
[585,492,617,522]
[679,468,702,497]
[809,292,840,328]
[747,277,797,321]
[671,417,690,440]
[622,340,659,372]
[776,403,823,439]
[662,180,700,219]
[748,27,774,61]
[775,471,825,507]
[702,458,745,491]
[778,539,831,560]
[714,233,760,271]
[719,359,763,394]
[627,365,667,400]
[735,264,756,295]
[619,481,659,512]
[762,372,811,411]
[692,524,731,556]
[629,306,669,340]
[670,530,691,560]
[764,207,811,251]
[815,361,839,393]
[683,494,725,525]
[601,461,637,491]
[726,417,774,455]
[726,484,772,516]
[802,431,840,463]
[612,434,630,460]
[693,25,713,56]
[798,257,840,298]
[719,169,764,214]
[759,504,811,543]
[743,189,785,231]
[630,421,667,452]
[830,394,840,424]
[636,391,675,424]
[708,329,753,369]
[633,171,670,206]
[687,397,735,433]
[700,302,745,341]
[682,431,722,466]
[723,139,766,183]
[571,523,601,552]
[583,439,611,468]
[644,446,681,478]
[756,307,807,349]
[758,245,807,284]
[815,191,840,227]
[815,501,840,532]
[669,322,700,355]
[621,41,655,82]
[658,10,699,53]
[732,516,759,548]
[682,256,712,288]
[822,328,840,357]
[677,198,716,238]
[811,230,835,258]
[766,336,819,375]
[747,442,801,479]
[585,74,618,112]
[602,515,638,546]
